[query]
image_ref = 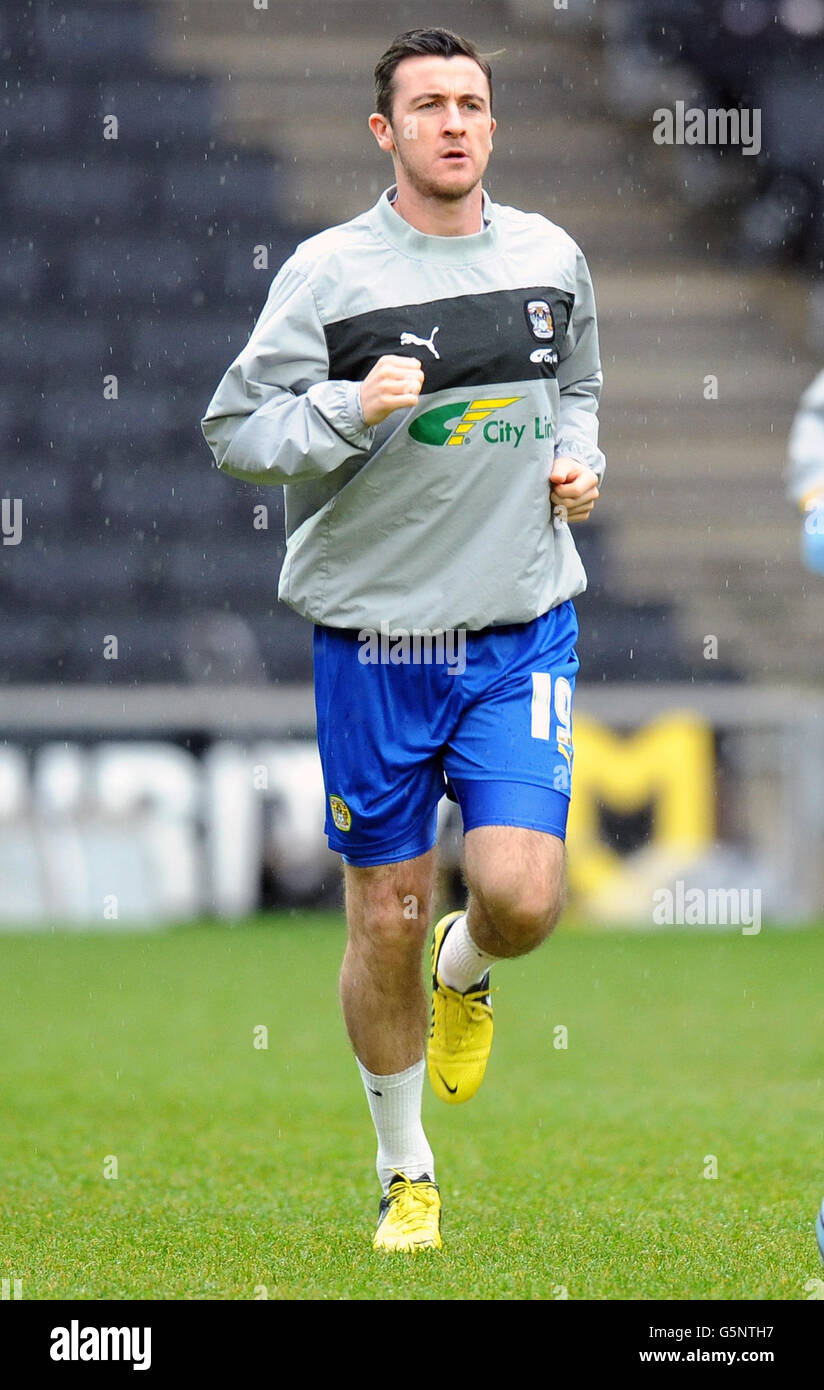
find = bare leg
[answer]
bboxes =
[462,825,566,958]
[340,847,438,1074]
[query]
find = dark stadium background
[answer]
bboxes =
[1,0,822,919]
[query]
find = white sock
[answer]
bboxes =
[356,1057,435,1193]
[438,911,503,993]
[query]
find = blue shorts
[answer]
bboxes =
[313,600,580,867]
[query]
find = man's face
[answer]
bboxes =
[375,54,495,201]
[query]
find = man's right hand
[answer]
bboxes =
[359,355,424,427]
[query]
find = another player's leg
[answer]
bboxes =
[340,848,443,1251]
[428,827,565,1103]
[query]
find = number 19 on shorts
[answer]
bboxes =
[530,672,573,776]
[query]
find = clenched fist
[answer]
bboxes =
[549,457,600,523]
[359,354,425,427]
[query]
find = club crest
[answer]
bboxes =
[329,795,352,832]
[524,298,554,341]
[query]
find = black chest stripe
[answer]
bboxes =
[323,286,574,389]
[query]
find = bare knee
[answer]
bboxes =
[464,829,565,954]
[476,879,563,951]
[353,892,429,957]
[344,852,435,957]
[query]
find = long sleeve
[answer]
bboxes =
[200,261,377,485]
[553,246,606,484]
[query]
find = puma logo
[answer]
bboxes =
[400,326,440,359]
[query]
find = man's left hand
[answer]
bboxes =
[549,457,600,523]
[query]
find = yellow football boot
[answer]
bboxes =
[427,910,494,1104]
[372,1172,442,1252]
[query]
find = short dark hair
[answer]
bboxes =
[374,27,493,124]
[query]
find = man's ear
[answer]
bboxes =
[368,112,395,153]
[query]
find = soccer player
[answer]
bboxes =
[786,369,824,576]
[202,27,605,1252]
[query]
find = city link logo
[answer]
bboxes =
[408,396,554,448]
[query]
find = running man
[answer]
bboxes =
[202,26,605,1252]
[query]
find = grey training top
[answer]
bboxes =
[201,183,606,632]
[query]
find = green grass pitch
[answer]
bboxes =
[1,915,823,1301]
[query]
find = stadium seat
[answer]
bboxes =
[0,458,75,529]
[129,314,255,384]
[0,612,78,683]
[59,613,186,683]
[4,537,149,611]
[93,78,215,147]
[575,594,740,682]
[67,234,201,304]
[755,68,824,170]
[38,386,177,453]
[176,611,269,684]
[160,152,280,222]
[0,389,36,450]
[617,0,757,98]
[218,234,297,299]
[0,312,112,385]
[0,239,45,304]
[54,611,276,684]
[98,461,196,534]
[34,2,156,71]
[1,7,40,76]
[9,160,152,226]
[109,453,269,529]
[569,519,610,588]
[0,82,74,148]
[153,539,279,609]
[249,611,315,683]
[615,0,824,271]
